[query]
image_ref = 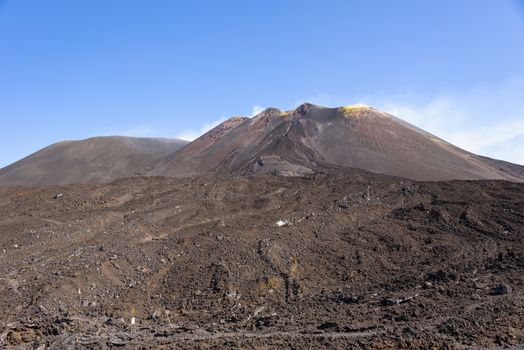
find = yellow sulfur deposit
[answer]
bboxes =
[340,104,372,118]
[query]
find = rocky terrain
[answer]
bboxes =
[0,103,523,349]
[0,170,523,349]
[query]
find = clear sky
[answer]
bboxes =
[1,0,524,167]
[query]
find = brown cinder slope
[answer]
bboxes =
[0,136,188,186]
[156,103,524,181]
[154,116,248,177]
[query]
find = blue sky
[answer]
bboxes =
[1,0,524,167]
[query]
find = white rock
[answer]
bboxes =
[275,220,291,227]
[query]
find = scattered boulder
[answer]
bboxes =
[491,284,511,295]
[317,321,339,330]
[275,219,291,227]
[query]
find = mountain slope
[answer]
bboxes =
[1,104,522,185]
[0,136,188,186]
[156,103,524,181]
[154,116,248,177]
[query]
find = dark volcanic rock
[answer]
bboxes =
[0,171,523,348]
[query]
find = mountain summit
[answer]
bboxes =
[152,104,524,181]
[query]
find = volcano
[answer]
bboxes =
[153,103,524,181]
[1,106,524,349]
[1,104,523,186]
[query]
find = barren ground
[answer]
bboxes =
[0,171,523,349]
